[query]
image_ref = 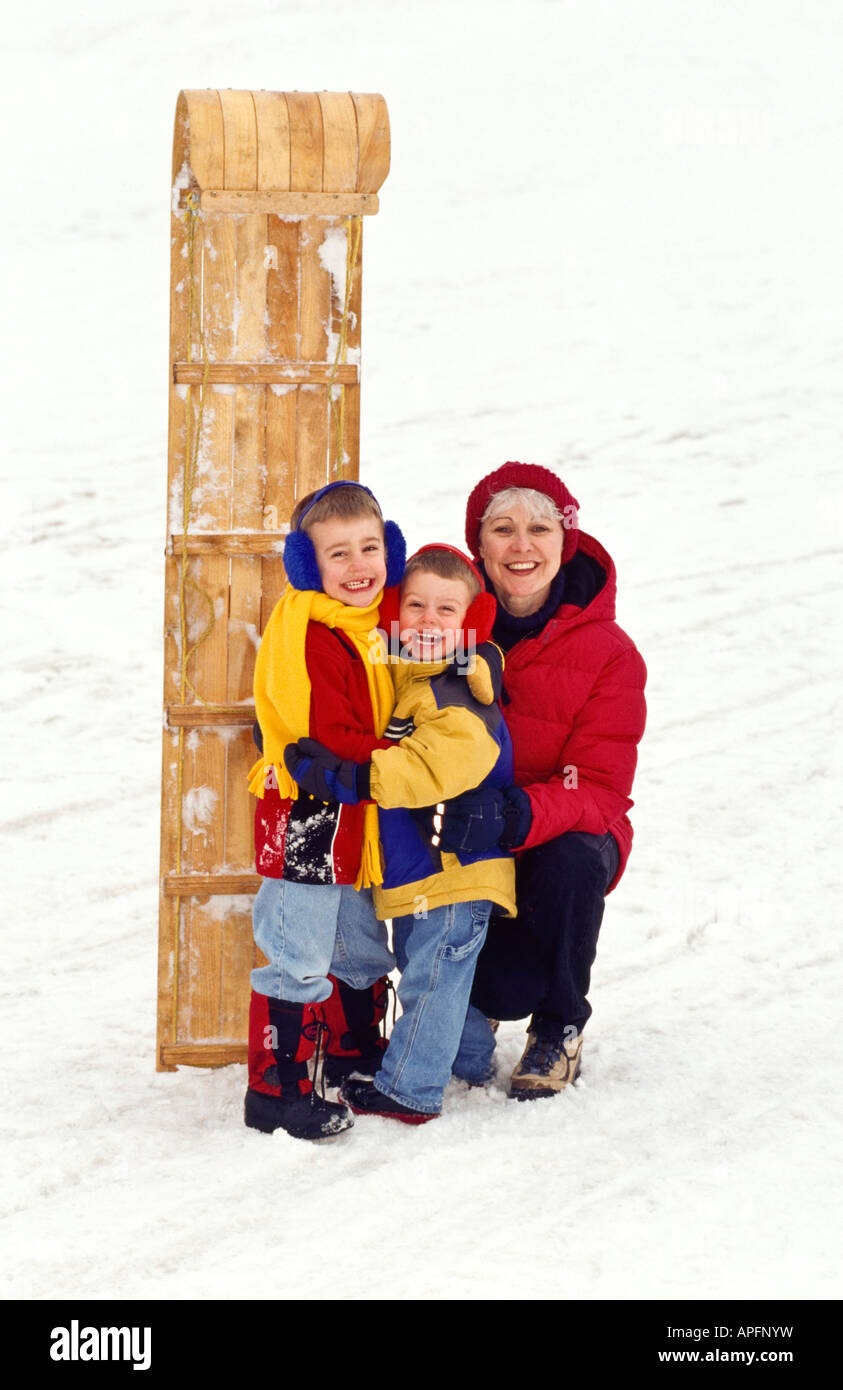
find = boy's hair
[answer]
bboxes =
[401,548,482,601]
[290,484,384,534]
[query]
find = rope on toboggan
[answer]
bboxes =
[326,216,362,474]
[171,191,214,1039]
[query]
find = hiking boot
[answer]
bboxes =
[509,1025,583,1101]
[339,1078,437,1125]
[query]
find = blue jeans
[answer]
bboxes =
[250,878,395,1003]
[374,899,492,1115]
[452,1005,498,1084]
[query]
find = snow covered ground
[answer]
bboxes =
[1,0,841,1302]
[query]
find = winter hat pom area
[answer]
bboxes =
[464,461,580,566]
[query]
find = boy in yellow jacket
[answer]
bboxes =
[285,545,517,1122]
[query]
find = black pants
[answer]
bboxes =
[470,830,620,1031]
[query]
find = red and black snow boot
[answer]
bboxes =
[320,974,393,1087]
[244,991,353,1140]
[339,1078,437,1126]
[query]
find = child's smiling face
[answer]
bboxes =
[399,571,473,661]
[309,514,387,606]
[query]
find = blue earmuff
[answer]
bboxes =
[382,520,407,587]
[283,482,406,592]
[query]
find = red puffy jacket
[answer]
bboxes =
[501,531,646,890]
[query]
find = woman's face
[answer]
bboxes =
[478,499,565,617]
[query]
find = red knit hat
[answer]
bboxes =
[464,462,580,566]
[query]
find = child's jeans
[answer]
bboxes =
[251,878,395,1003]
[373,898,493,1115]
[452,1005,498,1085]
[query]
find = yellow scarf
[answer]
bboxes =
[248,585,393,888]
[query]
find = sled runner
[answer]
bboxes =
[157,89,390,1070]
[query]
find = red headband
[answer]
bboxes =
[379,543,497,647]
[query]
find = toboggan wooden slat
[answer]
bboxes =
[157,89,390,1071]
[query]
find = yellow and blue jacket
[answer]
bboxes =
[369,651,517,921]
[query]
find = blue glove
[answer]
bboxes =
[427,784,532,853]
[283,738,372,805]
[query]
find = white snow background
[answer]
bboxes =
[1,0,841,1301]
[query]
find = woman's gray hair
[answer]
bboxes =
[480,486,565,527]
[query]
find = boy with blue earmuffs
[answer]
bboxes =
[244,480,405,1141]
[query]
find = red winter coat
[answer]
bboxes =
[254,622,392,883]
[500,532,646,890]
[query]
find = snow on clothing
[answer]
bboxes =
[250,589,395,887]
[369,650,517,921]
[489,530,646,889]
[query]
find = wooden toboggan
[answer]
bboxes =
[157,90,390,1070]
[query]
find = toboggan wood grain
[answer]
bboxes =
[157,90,390,1070]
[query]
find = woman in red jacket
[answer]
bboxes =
[439,462,647,1099]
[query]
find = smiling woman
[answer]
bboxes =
[477,486,569,616]
[442,461,648,1100]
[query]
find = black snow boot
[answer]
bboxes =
[244,993,353,1140]
[321,975,393,1087]
[339,1078,437,1126]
